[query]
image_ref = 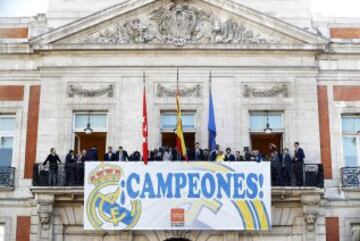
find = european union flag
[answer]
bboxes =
[208,89,217,151]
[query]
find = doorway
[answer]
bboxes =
[161,132,195,150]
[250,133,283,160]
[74,132,107,160]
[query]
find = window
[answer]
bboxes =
[0,224,4,241]
[342,115,360,167]
[160,112,196,131]
[160,112,196,149]
[249,112,284,132]
[0,116,15,167]
[73,112,107,132]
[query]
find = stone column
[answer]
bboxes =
[35,193,55,241]
[301,192,322,241]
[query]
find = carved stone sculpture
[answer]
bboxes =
[157,83,201,97]
[78,0,279,46]
[68,84,114,98]
[243,84,289,97]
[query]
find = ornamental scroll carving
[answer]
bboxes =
[79,0,280,46]
[157,83,201,97]
[68,84,114,98]
[243,83,289,98]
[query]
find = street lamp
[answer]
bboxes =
[264,111,273,134]
[84,111,93,135]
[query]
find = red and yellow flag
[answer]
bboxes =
[175,91,188,160]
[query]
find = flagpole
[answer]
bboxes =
[176,68,180,161]
[142,70,148,165]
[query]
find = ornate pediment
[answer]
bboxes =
[65,1,281,46]
[31,0,327,49]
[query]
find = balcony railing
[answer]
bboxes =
[341,167,360,188]
[0,166,15,189]
[32,162,324,188]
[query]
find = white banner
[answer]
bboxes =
[84,162,271,230]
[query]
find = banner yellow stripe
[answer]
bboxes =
[234,200,256,230]
[252,199,270,230]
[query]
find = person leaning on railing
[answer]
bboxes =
[43,148,62,186]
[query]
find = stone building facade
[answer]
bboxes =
[0,0,359,240]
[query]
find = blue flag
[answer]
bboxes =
[208,89,217,151]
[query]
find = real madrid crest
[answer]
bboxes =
[86,164,141,230]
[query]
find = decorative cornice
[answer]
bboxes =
[157,83,201,97]
[77,1,280,47]
[243,83,289,98]
[68,84,114,98]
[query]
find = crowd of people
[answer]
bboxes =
[42,142,306,187]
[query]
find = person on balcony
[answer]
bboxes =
[43,148,62,186]
[104,146,116,161]
[235,151,243,161]
[293,142,305,186]
[243,147,252,161]
[281,148,293,186]
[270,148,281,186]
[162,146,173,161]
[85,146,98,161]
[210,144,221,161]
[189,142,204,161]
[203,149,210,161]
[224,147,235,161]
[215,150,225,162]
[65,150,76,186]
[116,146,130,161]
[252,150,264,163]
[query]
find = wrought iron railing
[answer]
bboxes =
[32,163,84,186]
[32,162,324,188]
[0,166,15,188]
[341,167,360,188]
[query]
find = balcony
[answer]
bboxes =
[32,162,324,188]
[0,166,15,190]
[341,167,360,189]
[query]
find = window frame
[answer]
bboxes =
[0,115,16,167]
[72,111,108,133]
[160,111,196,133]
[248,111,285,133]
[341,114,360,167]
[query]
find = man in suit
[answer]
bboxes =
[104,146,116,161]
[224,147,235,161]
[210,144,221,161]
[293,142,305,186]
[243,146,252,161]
[116,146,129,161]
[85,146,98,161]
[65,150,76,186]
[190,142,204,161]
[282,148,293,186]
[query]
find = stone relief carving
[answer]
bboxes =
[68,84,114,98]
[79,0,280,46]
[243,83,289,98]
[157,83,201,97]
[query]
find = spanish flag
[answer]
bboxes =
[175,91,188,160]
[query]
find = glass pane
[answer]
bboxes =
[343,137,358,167]
[161,113,195,130]
[74,114,107,130]
[0,137,13,166]
[342,116,360,133]
[0,224,4,241]
[0,117,15,132]
[250,112,283,131]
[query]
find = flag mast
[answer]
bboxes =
[142,70,149,165]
